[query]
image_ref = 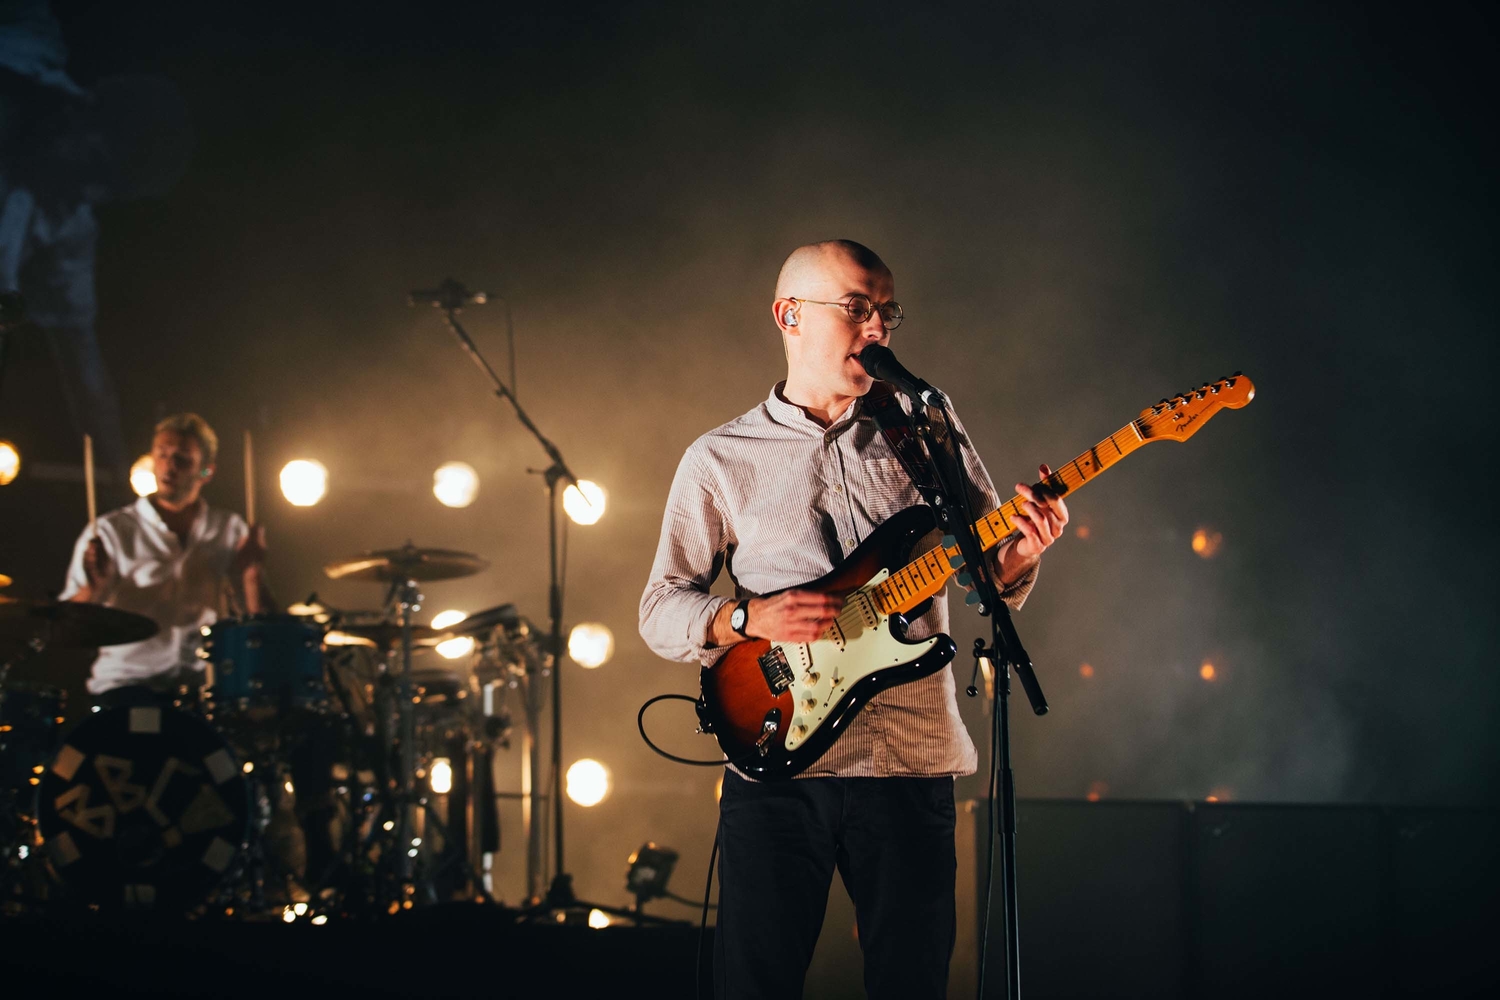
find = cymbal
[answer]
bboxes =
[0,600,159,649]
[325,622,447,649]
[323,544,489,583]
[442,602,521,636]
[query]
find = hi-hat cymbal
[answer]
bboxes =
[325,622,447,649]
[0,600,159,649]
[323,544,489,583]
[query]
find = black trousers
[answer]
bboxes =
[716,769,957,1000]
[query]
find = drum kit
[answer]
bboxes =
[0,544,548,920]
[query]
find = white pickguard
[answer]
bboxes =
[778,569,941,752]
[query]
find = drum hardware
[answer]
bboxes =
[321,554,496,909]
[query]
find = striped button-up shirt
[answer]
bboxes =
[639,383,1037,778]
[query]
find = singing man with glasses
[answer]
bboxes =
[640,240,1068,998]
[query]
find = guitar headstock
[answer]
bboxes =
[1137,372,1255,443]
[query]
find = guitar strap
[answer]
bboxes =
[863,382,948,510]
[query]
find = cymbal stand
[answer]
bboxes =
[371,574,494,907]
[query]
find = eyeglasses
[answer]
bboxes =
[790,294,904,331]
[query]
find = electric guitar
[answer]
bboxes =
[696,373,1255,780]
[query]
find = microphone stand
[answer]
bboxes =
[909,400,1048,1000]
[422,282,663,926]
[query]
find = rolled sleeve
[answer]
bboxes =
[639,447,735,664]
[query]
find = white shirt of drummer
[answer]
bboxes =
[60,497,248,695]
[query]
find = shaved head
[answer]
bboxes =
[774,240,891,299]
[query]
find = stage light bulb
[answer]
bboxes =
[562,479,606,525]
[430,757,453,795]
[431,609,468,629]
[433,461,479,508]
[0,440,20,485]
[436,636,475,660]
[128,453,156,497]
[588,909,611,929]
[565,758,611,807]
[279,459,328,507]
[568,622,614,668]
[1191,528,1223,558]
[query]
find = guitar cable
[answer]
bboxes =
[635,692,729,1000]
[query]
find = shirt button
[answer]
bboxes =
[846,538,856,547]
[832,484,843,494]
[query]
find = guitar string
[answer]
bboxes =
[815,400,1225,635]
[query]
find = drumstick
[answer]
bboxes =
[83,433,97,536]
[243,429,256,525]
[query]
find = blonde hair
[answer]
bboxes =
[153,412,218,468]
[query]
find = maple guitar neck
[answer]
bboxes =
[869,373,1255,619]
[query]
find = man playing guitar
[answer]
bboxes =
[640,241,1068,998]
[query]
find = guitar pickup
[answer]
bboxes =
[758,647,794,695]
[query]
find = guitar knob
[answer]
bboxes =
[794,724,809,738]
[806,671,820,684]
[803,697,817,711]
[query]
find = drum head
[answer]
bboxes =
[38,705,249,911]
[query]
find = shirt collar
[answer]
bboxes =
[765,381,869,434]
[134,495,209,540]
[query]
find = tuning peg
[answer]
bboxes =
[942,534,958,548]
[949,553,966,569]
[957,572,973,586]
[965,591,983,605]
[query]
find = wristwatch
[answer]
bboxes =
[730,599,752,639]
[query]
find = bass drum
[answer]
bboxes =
[37,704,249,911]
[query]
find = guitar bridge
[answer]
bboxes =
[758,646,794,695]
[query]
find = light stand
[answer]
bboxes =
[910,402,1049,1000]
[419,279,618,921]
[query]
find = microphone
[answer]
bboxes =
[409,279,488,310]
[859,344,945,407]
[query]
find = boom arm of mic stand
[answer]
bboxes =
[439,307,581,490]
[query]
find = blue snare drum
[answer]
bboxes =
[201,615,327,714]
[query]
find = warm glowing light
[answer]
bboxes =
[242,761,254,774]
[433,461,480,508]
[280,459,328,507]
[129,454,156,497]
[430,757,453,795]
[288,601,330,623]
[1079,663,1094,679]
[281,906,296,924]
[715,776,723,802]
[1086,780,1108,803]
[1074,525,1091,540]
[293,902,308,916]
[436,636,476,660]
[311,915,328,926]
[431,609,468,630]
[1200,662,1216,681]
[284,780,295,795]
[1207,786,1233,802]
[0,440,18,486]
[562,479,606,525]
[588,908,612,929]
[568,622,615,668]
[1191,528,1223,558]
[566,758,611,807]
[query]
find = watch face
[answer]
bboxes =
[731,606,746,630]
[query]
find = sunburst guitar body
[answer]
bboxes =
[695,373,1255,780]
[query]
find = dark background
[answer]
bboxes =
[1,0,1495,909]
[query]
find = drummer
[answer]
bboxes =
[60,412,270,702]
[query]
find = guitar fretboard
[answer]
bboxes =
[869,418,1150,616]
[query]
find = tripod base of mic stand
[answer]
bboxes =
[515,873,687,926]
